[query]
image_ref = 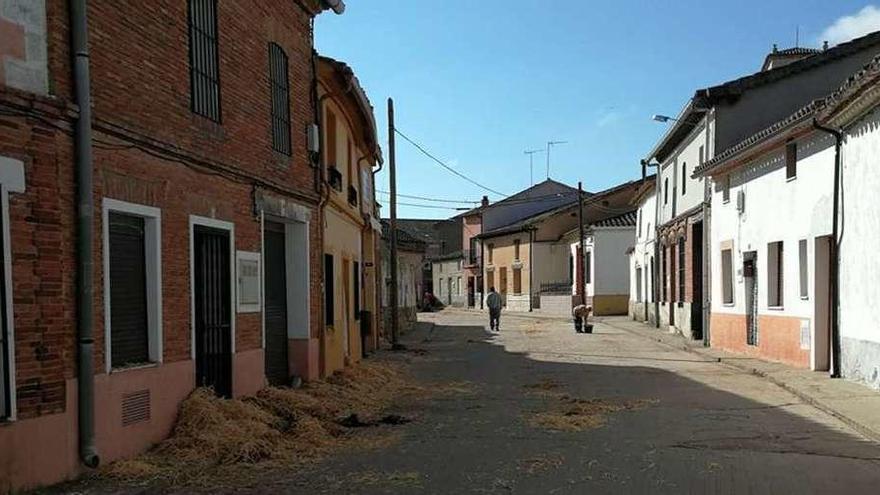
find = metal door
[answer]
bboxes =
[194,226,232,397]
[744,252,758,346]
[263,222,289,386]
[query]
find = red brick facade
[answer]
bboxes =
[0,1,332,489]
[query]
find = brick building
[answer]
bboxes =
[0,0,343,490]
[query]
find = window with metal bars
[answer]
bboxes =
[188,0,221,121]
[678,237,685,303]
[268,43,291,155]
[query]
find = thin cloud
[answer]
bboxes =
[596,110,621,128]
[820,5,880,46]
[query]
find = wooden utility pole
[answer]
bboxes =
[388,98,402,349]
[578,181,586,306]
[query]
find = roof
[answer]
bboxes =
[820,50,880,127]
[317,55,383,164]
[761,46,822,71]
[694,50,880,178]
[592,210,637,228]
[479,177,649,240]
[647,30,880,163]
[432,250,463,262]
[381,220,426,251]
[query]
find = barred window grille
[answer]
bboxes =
[269,43,291,154]
[188,0,221,121]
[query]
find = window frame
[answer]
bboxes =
[721,248,734,305]
[268,42,291,155]
[0,158,24,421]
[786,141,797,181]
[188,0,222,122]
[722,176,731,204]
[799,239,809,300]
[103,199,163,374]
[768,241,784,308]
[677,237,686,304]
[681,162,687,195]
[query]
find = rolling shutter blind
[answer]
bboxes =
[109,212,149,367]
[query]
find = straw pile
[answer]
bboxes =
[103,361,418,486]
[529,396,656,432]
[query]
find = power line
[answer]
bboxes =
[393,128,509,198]
[377,190,478,205]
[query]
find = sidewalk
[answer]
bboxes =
[603,316,880,444]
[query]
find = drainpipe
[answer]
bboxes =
[812,119,842,378]
[71,0,99,468]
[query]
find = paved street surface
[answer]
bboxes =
[262,310,880,494]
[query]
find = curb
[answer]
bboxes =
[604,318,880,444]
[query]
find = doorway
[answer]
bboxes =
[446,277,452,305]
[342,259,351,357]
[193,224,233,398]
[669,245,676,327]
[813,236,831,371]
[263,221,289,386]
[691,222,704,340]
[744,251,758,346]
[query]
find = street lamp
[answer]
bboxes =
[652,114,678,123]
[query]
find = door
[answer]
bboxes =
[194,226,232,398]
[467,277,475,307]
[342,259,351,356]
[499,267,507,306]
[447,277,452,305]
[669,245,676,326]
[691,222,704,340]
[813,236,831,371]
[744,252,758,346]
[264,221,289,386]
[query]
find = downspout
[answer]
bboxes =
[812,119,843,378]
[71,0,99,468]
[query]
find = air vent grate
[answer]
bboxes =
[121,389,151,426]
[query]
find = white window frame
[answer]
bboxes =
[236,250,262,313]
[0,156,24,421]
[189,215,236,358]
[102,198,163,374]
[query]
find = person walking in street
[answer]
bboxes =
[486,286,502,331]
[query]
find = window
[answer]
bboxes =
[188,0,221,121]
[457,276,462,296]
[678,237,685,303]
[637,209,642,237]
[325,109,337,166]
[799,239,808,299]
[324,254,334,325]
[514,239,521,260]
[786,141,797,180]
[664,178,669,204]
[699,145,704,166]
[513,268,522,295]
[0,162,23,420]
[486,270,494,291]
[722,176,731,203]
[354,261,360,320]
[635,267,643,303]
[661,249,667,302]
[584,250,592,284]
[568,253,574,283]
[488,244,494,263]
[768,241,784,307]
[721,248,734,304]
[268,43,291,155]
[103,200,162,371]
[681,162,687,195]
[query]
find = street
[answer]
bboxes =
[262,310,880,494]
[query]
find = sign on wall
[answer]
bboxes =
[237,251,261,313]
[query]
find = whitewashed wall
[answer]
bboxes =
[659,123,709,225]
[839,105,880,389]
[630,191,656,306]
[594,227,636,296]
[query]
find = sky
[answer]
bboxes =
[316,1,880,219]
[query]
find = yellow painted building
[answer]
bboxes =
[318,56,383,376]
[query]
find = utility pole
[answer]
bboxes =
[578,181,586,306]
[546,140,567,179]
[388,98,403,350]
[524,149,543,186]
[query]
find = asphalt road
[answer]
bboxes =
[272,310,880,495]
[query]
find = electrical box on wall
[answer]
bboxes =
[307,124,320,155]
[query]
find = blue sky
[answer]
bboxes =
[316,1,880,219]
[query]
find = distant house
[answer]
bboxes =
[381,221,426,333]
[432,254,465,307]
[627,179,657,323]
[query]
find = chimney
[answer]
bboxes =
[481,196,489,208]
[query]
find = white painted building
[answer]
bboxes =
[821,56,880,390]
[628,184,657,323]
[565,211,637,316]
[694,104,836,370]
[432,256,465,307]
